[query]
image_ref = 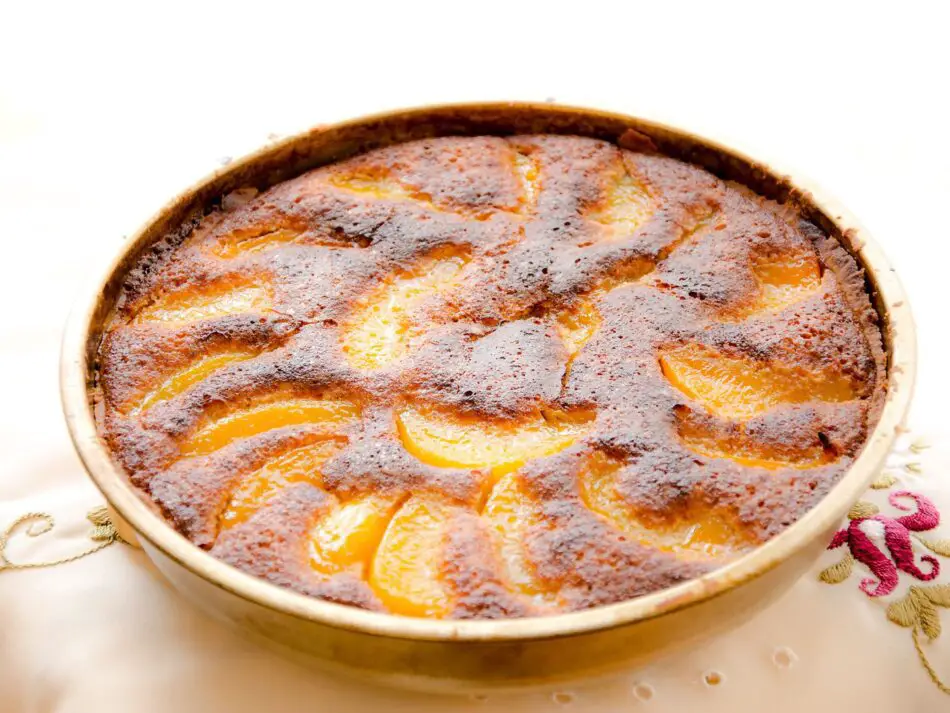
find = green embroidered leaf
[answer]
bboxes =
[904,462,923,474]
[909,438,930,454]
[916,536,950,558]
[905,587,944,640]
[887,596,918,628]
[922,584,950,608]
[818,553,854,585]
[848,501,879,520]
[870,472,898,490]
[918,598,941,640]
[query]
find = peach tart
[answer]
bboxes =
[95,134,886,618]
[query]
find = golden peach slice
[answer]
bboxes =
[579,451,748,560]
[659,344,854,421]
[677,418,831,470]
[396,406,593,478]
[554,256,655,358]
[556,299,601,356]
[212,228,303,258]
[587,173,654,236]
[220,440,342,529]
[483,473,557,605]
[133,283,271,325]
[597,256,656,290]
[368,497,457,618]
[181,398,359,457]
[752,250,821,313]
[342,249,469,370]
[723,250,821,319]
[329,171,413,202]
[512,151,540,208]
[309,494,400,575]
[132,351,256,413]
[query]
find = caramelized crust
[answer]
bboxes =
[96,135,886,619]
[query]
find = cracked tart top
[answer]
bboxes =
[95,133,886,619]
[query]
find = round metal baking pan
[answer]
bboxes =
[61,102,916,692]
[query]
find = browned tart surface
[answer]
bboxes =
[96,134,885,618]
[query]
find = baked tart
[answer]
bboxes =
[95,134,886,619]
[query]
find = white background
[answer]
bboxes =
[2,0,948,425]
[1,2,949,710]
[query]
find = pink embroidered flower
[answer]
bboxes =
[828,491,940,596]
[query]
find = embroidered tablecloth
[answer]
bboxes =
[2,429,948,712]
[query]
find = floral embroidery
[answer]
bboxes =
[886,585,950,695]
[823,491,940,596]
[0,506,126,572]
[820,442,950,695]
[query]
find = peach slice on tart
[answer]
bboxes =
[579,451,751,561]
[368,496,463,618]
[132,350,257,413]
[309,493,402,576]
[180,397,360,458]
[133,281,272,326]
[395,405,594,479]
[220,440,344,529]
[341,247,471,370]
[587,171,655,238]
[482,472,560,606]
[659,343,855,422]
